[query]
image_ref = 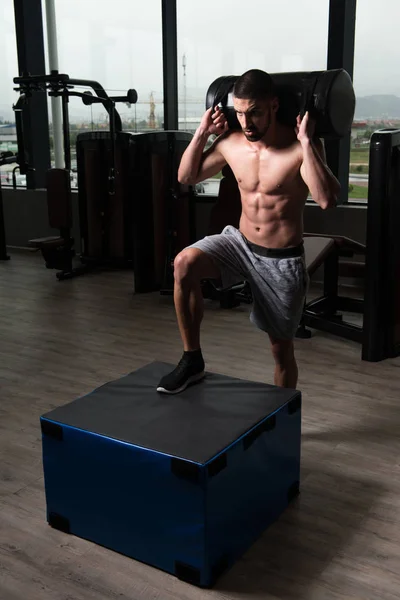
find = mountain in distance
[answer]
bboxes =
[354,95,400,119]
[2,93,400,124]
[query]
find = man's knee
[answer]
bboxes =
[174,248,205,283]
[174,247,220,283]
[174,249,194,282]
[270,338,295,366]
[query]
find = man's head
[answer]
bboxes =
[232,69,278,142]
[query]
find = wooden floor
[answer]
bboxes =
[1,250,400,600]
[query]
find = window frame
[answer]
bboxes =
[10,0,358,197]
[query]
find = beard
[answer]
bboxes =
[242,121,270,142]
[243,129,264,142]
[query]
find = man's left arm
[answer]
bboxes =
[297,112,340,210]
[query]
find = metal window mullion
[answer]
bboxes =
[325,0,357,204]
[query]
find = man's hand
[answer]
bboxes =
[177,106,228,185]
[199,105,229,137]
[295,111,316,144]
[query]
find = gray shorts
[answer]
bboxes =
[188,225,309,340]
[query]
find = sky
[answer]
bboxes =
[1,0,399,122]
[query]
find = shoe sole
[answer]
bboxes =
[156,371,205,395]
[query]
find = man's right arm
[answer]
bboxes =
[178,131,227,185]
[178,106,228,185]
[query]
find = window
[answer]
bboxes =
[44,0,164,184]
[177,0,329,195]
[350,0,400,202]
[0,1,21,187]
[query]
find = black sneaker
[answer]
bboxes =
[157,353,205,394]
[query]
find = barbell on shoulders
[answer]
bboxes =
[205,69,356,139]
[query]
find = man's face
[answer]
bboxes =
[233,96,276,142]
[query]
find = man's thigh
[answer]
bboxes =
[248,255,307,339]
[187,226,253,288]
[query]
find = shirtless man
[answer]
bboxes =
[157,69,340,394]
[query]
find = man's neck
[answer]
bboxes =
[248,121,294,151]
[244,125,277,151]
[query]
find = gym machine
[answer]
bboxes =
[363,128,400,361]
[296,125,400,364]
[13,72,138,280]
[0,93,37,261]
[296,234,366,343]
[76,128,194,292]
[287,125,400,362]
[13,72,194,291]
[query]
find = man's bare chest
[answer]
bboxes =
[226,147,303,195]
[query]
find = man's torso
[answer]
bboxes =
[218,126,308,248]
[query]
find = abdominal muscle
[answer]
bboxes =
[238,190,306,249]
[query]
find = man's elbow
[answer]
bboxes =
[178,172,194,186]
[320,182,340,209]
[320,194,338,210]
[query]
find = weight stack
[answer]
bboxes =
[76,130,193,292]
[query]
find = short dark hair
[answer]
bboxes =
[233,69,275,100]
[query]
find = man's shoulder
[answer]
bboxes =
[215,129,241,144]
[210,129,242,155]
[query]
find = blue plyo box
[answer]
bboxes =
[40,361,301,587]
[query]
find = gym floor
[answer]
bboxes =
[1,250,400,600]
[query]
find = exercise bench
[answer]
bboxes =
[28,168,76,279]
[297,234,366,342]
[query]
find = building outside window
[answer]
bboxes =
[350,0,400,203]
[0,0,22,187]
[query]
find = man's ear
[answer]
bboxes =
[271,95,279,114]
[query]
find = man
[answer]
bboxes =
[157,69,340,394]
